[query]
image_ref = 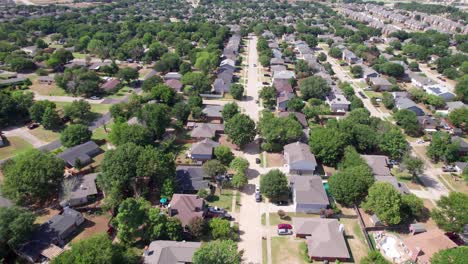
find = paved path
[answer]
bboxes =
[2,126,45,147]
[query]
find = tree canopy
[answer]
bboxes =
[431,192,468,233]
[193,240,241,264]
[225,113,256,147]
[300,75,331,100]
[260,169,289,201]
[60,124,92,148]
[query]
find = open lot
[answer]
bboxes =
[29,126,60,142]
[71,212,112,243]
[0,136,33,160]
[439,174,468,194]
[29,80,67,96]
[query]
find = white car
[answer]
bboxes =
[277,229,293,235]
[255,185,260,194]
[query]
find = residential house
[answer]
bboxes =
[417,116,438,133]
[362,65,379,80]
[290,176,328,213]
[188,138,219,161]
[408,72,434,89]
[190,123,224,139]
[403,229,457,264]
[270,58,284,66]
[175,166,210,193]
[216,68,234,93]
[369,77,392,91]
[57,141,101,168]
[101,78,120,92]
[38,76,55,85]
[374,176,410,194]
[454,162,467,174]
[277,91,295,112]
[445,101,465,113]
[143,240,201,264]
[278,112,308,128]
[202,104,223,122]
[395,97,425,116]
[0,77,27,87]
[270,64,287,73]
[163,72,182,81]
[452,136,468,156]
[273,70,295,82]
[213,78,227,94]
[361,155,392,177]
[168,194,204,227]
[165,79,183,93]
[326,88,350,113]
[284,142,317,174]
[17,208,85,263]
[293,218,350,262]
[220,59,236,72]
[424,84,456,101]
[342,49,361,64]
[59,173,98,207]
[273,79,293,94]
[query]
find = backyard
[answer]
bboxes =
[271,237,309,264]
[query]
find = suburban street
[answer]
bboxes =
[318,45,449,203]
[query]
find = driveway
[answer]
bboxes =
[2,126,45,147]
[33,92,105,104]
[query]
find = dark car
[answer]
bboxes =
[256,158,261,164]
[27,123,39,130]
[358,91,367,99]
[255,193,262,202]
[206,207,232,220]
[442,165,457,172]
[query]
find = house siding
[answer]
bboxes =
[295,203,327,213]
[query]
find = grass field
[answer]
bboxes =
[29,126,60,142]
[55,102,110,115]
[29,81,67,96]
[262,239,268,264]
[206,189,236,211]
[439,174,468,194]
[0,137,33,160]
[271,237,308,264]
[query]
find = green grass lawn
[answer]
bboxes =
[356,81,368,89]
[262,239,268,264]
[0,136,33,160]
[72,52,87,59]
[271,237,308,264]
[363,91,382,99]
[268,212,319,226]
[439,174,468,193]
[206,189,235,211]
[92,121,113,141]
[106,86,133,99]
[261,213,266,226]
[29,126,60,142]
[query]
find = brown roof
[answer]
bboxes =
[164,79,183,92]
[273,79,293,94]
[293,218,350,260]
[101,78,120,91]
[403,229,457,264]
[278,112,307,127]
[169,194,204,227]
[361,155,392,177]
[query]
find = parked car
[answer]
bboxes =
[27,123,39,130]
[255,185,260,193]
[274,200,288,206]
[442,165,457,172]
[277,228,292,235]
[253,64,257,67]
[255,193,262,202]
[358,91,367,98]
[90,96,101,100]
[262,82,270,85]
[206,207,232,220]
[278,223,292,230]
[255,158,261,164]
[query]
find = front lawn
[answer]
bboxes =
[271,237,308,264]
[206,189,235,211]
[439,174,468,193]
[268,212,319,226]
[0,136,33,160]
[29,126,60,142]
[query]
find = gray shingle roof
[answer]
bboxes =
[57,141,100,167]
[143,240,201,264]
[361,155,392,177]
[176,166,210,192]
[284,142,317,165]
[290,176,329,205]
[190,138,219,156]
[202,104,223,118]
[59,173,98,205]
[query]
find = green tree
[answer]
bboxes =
[363,182,403,225]
[408,61,419,71]
[214,146,234,166]
[260,169,289,201]
[431,247,468,264]
[142,75,163,92]
[109,123,153,146]
[329,165,374,206]
[427,132,459,162]
[286,97,305,112]
[381,62,405,77]
[63,99,92,124]
[317,52,327,62]
[350,65,363,78]
[172,102,191,122]
[165,217,183,241]
[300,76,331,100]
[0,207,36,259]
[229,157,249,173]
[378,128,408,160]
[455,74,468,103]
[394,110,420,136]
[259,86,277,109]
[181,72,211,93]
[230,84,244,100]
[114,197,150,244]
[60,124,92,148]
[431,192,468,233]
[401,194,424,219]
[361,250,391,264]
[231,171,248,189]
[203,160,226,178]
[187,217,205,239]
[382,92,395,109]
[137,103,171,139]
[117,67,139,84]
[328,47,342,59]
[41,106,62,130]
[309,127,346,166]
[1,149,64,204]
[225,114,256,147]
[29,100,56,123]
[51,234,139,264]
[402,155,424,181]
[193,240,241,264]
[221,102,240,121]
[209,218,232,240]
[448,107,468,128]
[160,178,175,200]
[258,112,303,149]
